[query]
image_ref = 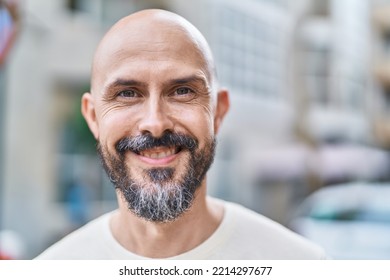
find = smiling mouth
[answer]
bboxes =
[136,146,182,159]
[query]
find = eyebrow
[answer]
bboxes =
[166,75,209,87]
[104,79,147,91]
[104,74,209,92]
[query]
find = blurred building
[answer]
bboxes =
[2,0,389,258]
[372,0,390,148]
[297,0,390,185]
[297,0,371,143]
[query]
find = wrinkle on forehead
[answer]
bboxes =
[91,9,217,95]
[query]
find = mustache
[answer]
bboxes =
[115,132,198,155]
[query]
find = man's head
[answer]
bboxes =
[82,9,229,222]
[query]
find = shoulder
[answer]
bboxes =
[219,200,326,259]
[35,212,113,260]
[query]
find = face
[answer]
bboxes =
[82,13,229,222]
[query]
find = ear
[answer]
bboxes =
[214,89,230,134]
[81,92,99,139]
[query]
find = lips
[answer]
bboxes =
[135,146,182,165]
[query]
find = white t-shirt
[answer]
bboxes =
[35,200,326,259]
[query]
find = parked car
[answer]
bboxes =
[289,182,390,259]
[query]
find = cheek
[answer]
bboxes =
[174,105,214,138]
[97,109,134,148]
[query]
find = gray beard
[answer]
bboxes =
[97,137,216,223]
[119,170,196,222]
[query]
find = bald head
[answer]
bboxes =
[91,9,217,95]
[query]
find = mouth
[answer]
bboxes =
[134,146,183,165]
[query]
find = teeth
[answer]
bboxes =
[140,147,176,159]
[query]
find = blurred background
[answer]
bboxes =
[1,0,390,259]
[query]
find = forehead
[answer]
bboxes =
[92,18,211,93]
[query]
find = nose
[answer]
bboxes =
[137,96,174,138]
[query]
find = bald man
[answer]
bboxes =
[36,9,326,260]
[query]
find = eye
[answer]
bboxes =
[175,87,194,95]
[117,89,139,98]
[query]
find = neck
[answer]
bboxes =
[110,181,224,258]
